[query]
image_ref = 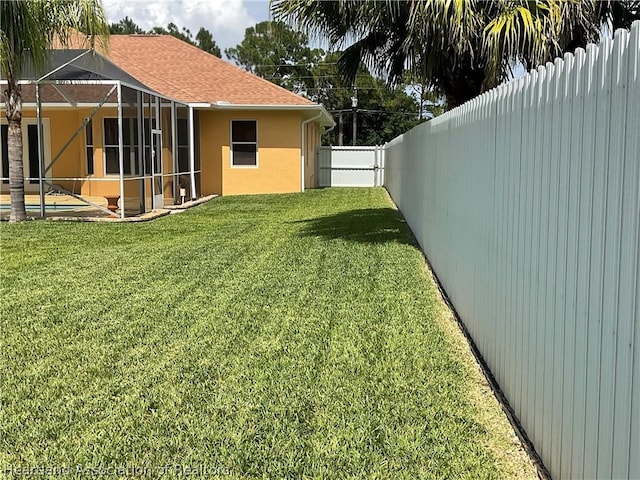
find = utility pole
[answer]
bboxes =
[351,89,358,146]
[338,112,343,146]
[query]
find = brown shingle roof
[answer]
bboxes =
[104,35,315,106]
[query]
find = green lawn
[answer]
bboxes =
[0,188,534,479]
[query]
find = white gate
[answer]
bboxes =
[316,145,385,187]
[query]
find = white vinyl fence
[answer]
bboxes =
[385,23,640,480]
[316,145,385,187]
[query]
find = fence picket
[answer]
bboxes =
[625,22,640,480]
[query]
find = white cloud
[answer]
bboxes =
[102,0,263,52]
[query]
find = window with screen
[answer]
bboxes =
[27,124,39,184]
[103,118,139,175]
[85,119,94,175]
[177,118,189,173]
[231,120,257,167]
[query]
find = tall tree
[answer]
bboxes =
[109,16,143,34]
[195,27,221,57]
[0,0,109,222]
[150,22,195,45]
[272,0,640,108]
[225,21,323,93]
[402,72,445,120]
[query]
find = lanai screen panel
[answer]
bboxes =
[1,49,196,217]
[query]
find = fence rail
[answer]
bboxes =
[385,22,640,479]
[316,145,385,187]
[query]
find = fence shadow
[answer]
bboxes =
[294,207,416,246]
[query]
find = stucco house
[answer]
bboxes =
[0,34,334,217]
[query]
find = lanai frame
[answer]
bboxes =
[1,49,200,219]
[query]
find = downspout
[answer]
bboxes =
[300,110,323,192]
[324,123,336,135]
[171,101,177,200]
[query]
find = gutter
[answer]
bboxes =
[189,102,335,128]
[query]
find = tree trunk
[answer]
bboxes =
[4,83,27,222]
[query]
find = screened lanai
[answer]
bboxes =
[0,49,201,218]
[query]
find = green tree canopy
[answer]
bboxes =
[150,22,194,44]
[109,16,143,34]
[196,27,221,57]
[225,21,324,93]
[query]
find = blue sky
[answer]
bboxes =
[103,0,272,54]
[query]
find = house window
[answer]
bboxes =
[231,120,257,167]
[85,119,94,175]
[103,117,139,175]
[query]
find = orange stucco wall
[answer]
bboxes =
[199,110,304,196]
[6,107,322,202]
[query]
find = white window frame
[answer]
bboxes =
[230,119,258,168]
[103,117,138,176]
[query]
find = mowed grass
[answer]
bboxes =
[0,188,533,478]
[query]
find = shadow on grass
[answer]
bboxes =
[294,208,417,246]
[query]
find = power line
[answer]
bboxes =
[303,86,388,91]
[330,108,418,117]
[233,61,340,68]
[265,74,374,79]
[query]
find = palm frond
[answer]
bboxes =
[482,1,561,84]
[1,0,109,83]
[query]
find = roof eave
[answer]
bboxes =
[191,102,335,127]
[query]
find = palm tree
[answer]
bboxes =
[272,0,640,109]
[0,0,109,222]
